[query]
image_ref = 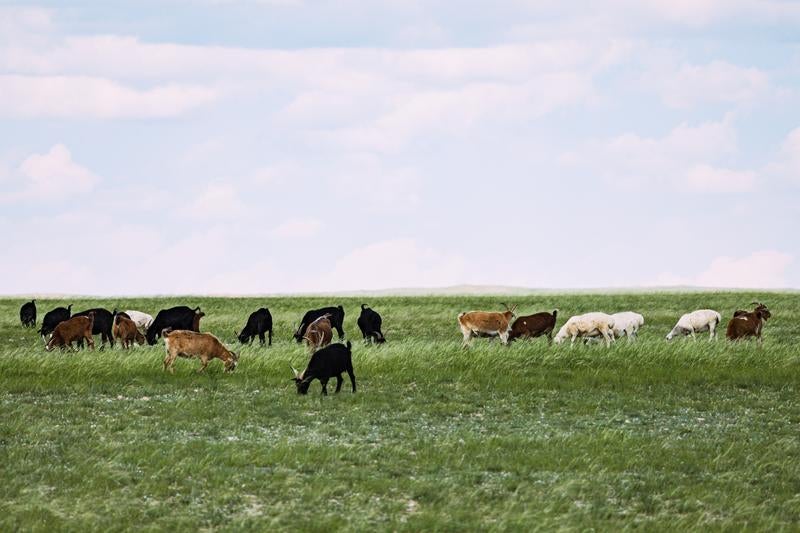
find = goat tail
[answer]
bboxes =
[361,303,368,310]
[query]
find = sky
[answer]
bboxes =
[0,0,799,295]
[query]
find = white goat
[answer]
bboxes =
[124,310,154,334]
[666,309,721,341]
[610,312,645,340]
[553,312,616,347]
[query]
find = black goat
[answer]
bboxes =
[237,308,273,346]
[357,304,385,343]
[146,306,202,345]
[291,341,356,395]
[20,300,36,328]
[293,306,345,342]
[39,304,72,340]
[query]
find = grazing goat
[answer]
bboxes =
[39,304,72,340]
[457,304,517,347]
[508,310,558,342]
[294,306,345,342]
[20,300,36,328]
[192,310,205,332]
[237,308,273,346]
[727,302,771,343]
[553,312,616,347]
[162,329,238,374]
[666,309,721,341]
[291,341,356,395]
[303,314,334,353]
[73,308,115,348]
[610,312,645,340]
[113,314,144,348]
[123,310,154,333]
[46,313,95,351]
[357,304,385,344]
[146,306,202,345]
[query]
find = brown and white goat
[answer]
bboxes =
[508,310,558,342]
[303,314,333,353]
[457,304,517,347]
[46,313,95,351]
[726,302,771,343]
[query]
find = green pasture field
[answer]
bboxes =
[0,293,798,531]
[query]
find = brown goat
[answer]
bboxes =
[727,302,771,343]
[303,314,333,353]
[46,314,95,351]
[113,314,144,349]
[162,329,238,373]
[509,310,558,342]
[192,310,205,332]
[457,303,517,347]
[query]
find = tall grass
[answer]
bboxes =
[0,293,798,530]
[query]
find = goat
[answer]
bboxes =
[357,304,385,344]
[39,304,72,341]
[113,314,144,348]
[236,308,273,346]
[20,300,36,328]
[508,310,558,342]
[726,302,771,343]
[146,306,202,345]
[46,313,95,351]
[294,306,345,342]
[162,329,238,374]
[457,304,517,347]
[291,341,356,395]
[303,314,334,353]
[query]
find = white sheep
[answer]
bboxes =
[610,311,645,340]
[553,312,616,347]
[665,309,722,341]
[124,310,154,334]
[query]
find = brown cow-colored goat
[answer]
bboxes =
[457,304,517,347]
[192,310,205,332]
[303,314,333,353]
[46,313,95,351]
[726,302,771,343]
[509,310,558,342]
[162,329,238,373]
[113,314,145,348]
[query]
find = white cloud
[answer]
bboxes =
[270,218,322,239]
[566,115,741,189]
[767,127,800,184]
[318,238,466,291]
[644,60,770,108]
[685,164,756,192]
[0,75,216,119]
[180,184,248,218]
[0,144,100,203]
[655,250,793,288]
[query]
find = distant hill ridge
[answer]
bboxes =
[3,285,797,298]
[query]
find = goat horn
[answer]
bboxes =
[290,365,299,378]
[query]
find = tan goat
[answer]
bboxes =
[457,304,517,347]
[162,329,238,374]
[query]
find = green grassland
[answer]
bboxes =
[1,293,798,531]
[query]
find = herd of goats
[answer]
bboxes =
[13,299,772,394]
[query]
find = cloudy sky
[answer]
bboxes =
[1,1,799,295]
